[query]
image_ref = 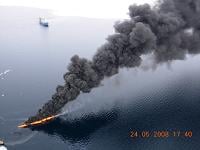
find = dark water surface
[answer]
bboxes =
[0,6,200,150]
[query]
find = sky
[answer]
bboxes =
[0,0,156,19]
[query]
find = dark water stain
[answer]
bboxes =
[32,109,119,143]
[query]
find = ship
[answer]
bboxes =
[0,140,7,150]
[18,115,56,128]
[0,140,4,146]
[39,17,49,27]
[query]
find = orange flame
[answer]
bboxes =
[18,115,56,128]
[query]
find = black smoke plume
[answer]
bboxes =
[26,0,200,123]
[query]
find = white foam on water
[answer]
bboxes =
[0,69,12,77]
[0,69,12,80]
[3,70,11,75]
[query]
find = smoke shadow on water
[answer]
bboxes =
[31,108,119,143]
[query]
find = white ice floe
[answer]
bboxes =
[0,69,12,77]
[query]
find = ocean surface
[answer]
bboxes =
[0,6,200,150]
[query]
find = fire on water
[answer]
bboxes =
[18,115,56,128]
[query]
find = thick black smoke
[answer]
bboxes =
[26,0,200,123]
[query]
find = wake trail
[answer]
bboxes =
[6,131,37,146]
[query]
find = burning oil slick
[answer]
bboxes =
[26,0,200,123]
[31,109,119,142]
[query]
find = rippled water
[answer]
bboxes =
[0,6,200,150]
